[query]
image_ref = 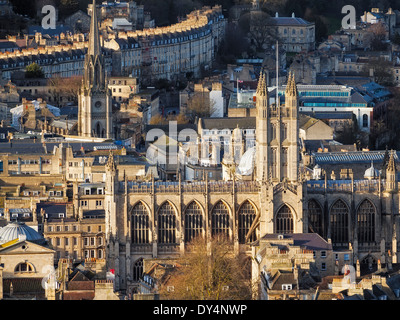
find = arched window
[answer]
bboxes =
[185,201,203,243]
[131,202,150,244]
[96,122,101,137]
[276,205,293,234]
[363,114,368,128]
[238,201,257,243]
[357,200,375,244]
[14,262,34,273]
[133,258,143,282]
[330,200,349,245]
[211,201,230,239]
[158,202,177,244]
[308,200,323,237]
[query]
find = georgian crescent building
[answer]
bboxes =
[102,71,400,295]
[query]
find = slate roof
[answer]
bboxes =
[200,117,256,130]
[302,111,354,120]
[270,17,313,26]
[270,270,297,290]
[260,233,332,251]
[314,150,398,164]
[200,114,320,132]
[299,114,320,130]
[83,210,105,219]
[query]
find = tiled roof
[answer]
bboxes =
[3,278,45,295]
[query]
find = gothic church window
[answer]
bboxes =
[282,148,288,178]
[357,199,375,244]
[158,202,177,244]
[330,199,349,245]
[308,200,323,237]
[133,258,143,282]
[238,201,257,243]
[184,201,203,243]
[271,148,277,179]
[211,201,230,239]
[275,205,294,234]
[131,202,150,244]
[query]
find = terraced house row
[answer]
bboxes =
[0,5,226,82]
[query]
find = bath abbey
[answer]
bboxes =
[2,0,400,300]
[102,71,400,295]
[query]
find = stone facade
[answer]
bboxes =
[78,2,113,140]
[101,73,400,297]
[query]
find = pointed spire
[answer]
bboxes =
[285,72,292,94]
[89,0,101,57]
[285,71,298,97]
[388,150,396,172]
[106,150,116,172]
[256,70,267,97]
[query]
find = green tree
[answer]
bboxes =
[25,63,45,79]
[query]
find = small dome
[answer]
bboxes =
[0,221,44,244]
[364,162,379,179]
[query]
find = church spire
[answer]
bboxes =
[83,0,106,91]
[89,0,101,57]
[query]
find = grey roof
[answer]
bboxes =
[261,233,332,250]
[302,111,354,120]
[270,270,297,290]
[200,117,256,130]
[36,202,67,217]
[270,17,313,26]
[314,151,397,164]
[0,41,20,50]
[83,210,105,219]
[201,114,320,132]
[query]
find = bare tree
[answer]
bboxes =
[160,236,253,300]
[238,10,277,54]
[369,22,389,51]
[186,92,217,122]
[48,75,83,106]
[363,57,394,87]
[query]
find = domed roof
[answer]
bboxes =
[364,161,379,179]
[0,221,44,244]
